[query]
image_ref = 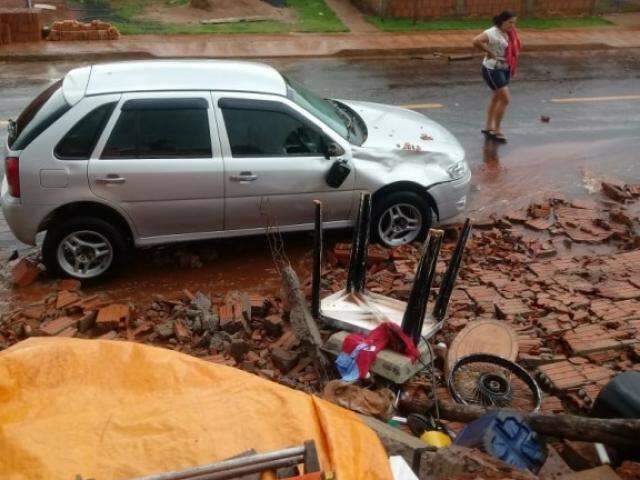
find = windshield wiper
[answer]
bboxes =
[328,100,353,132]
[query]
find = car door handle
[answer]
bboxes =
[230,172,258,182]
[95,175,126,185]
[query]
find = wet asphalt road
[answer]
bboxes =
[0,49,639,298]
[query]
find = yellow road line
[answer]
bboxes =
[551,95,640,104]
[399,103,444,109]
[0,120,8,126]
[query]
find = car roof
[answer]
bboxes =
[63,60,288,104]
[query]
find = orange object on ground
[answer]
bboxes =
[0,338,392,479]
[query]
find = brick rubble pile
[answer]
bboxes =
[1,180,639,415]
[48,19,120,41]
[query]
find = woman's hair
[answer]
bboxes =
[493,10,516,27]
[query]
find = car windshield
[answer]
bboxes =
[285,77,349,141]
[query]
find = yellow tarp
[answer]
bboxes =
[0,338,392,480]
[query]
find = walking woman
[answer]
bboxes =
[473,11,521,143]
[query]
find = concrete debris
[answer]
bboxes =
[419,444,537,480]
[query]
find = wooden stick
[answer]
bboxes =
[403,398,640,448]
[281,265,328,369]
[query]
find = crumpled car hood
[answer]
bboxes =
[339,99,465,161]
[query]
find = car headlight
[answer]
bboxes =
[447,162,466,180]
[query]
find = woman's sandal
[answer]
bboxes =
[481,129,493,136]
[489,131,507,143]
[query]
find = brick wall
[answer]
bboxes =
[354,0,598,18]
[0,9,42,43]
[533,0,595,16]
[388,0,456,18]
[351,0,380,15]
[465,0,523,17]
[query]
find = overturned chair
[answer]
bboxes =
[316,193,471,383]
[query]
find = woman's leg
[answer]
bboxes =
[485,91,500,131]
[494,86,511,133]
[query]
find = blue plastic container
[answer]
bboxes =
[454,411,547,473]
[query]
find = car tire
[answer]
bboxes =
[372,191,433,247]
[42,216,129,281]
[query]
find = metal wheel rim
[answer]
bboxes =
[447,353,542,412]
[378,203,423,246]
[57,230,113,279]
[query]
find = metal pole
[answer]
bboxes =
[346,193,371,294]
[182,456,304,480]
[311,200,323,319]
[432,219,471,323]
[401,229,444,345]
[132,446,306,480]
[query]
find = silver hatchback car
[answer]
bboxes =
[3,60,470,280]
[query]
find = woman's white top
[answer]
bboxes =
[482,26,509,70]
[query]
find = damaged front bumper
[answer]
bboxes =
[428,168,472,222]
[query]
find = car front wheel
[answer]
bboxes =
[42,217,128,280]
[372,191,433,247]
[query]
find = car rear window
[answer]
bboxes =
[10,79,71,151]
[55,102,117,160]
[101,99,212,159]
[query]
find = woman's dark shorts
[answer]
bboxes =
[482,66,511,90]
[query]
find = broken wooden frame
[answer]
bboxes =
[313,194,472,343]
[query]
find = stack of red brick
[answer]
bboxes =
[0,8,42,45]
[48,19,120,41]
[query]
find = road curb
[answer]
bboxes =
[0,51,154,62]
[0,42,624,62]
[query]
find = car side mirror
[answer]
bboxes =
[325,142,345,159]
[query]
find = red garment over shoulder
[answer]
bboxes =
[506,27,522,77]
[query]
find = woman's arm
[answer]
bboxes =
[472,32,495,58]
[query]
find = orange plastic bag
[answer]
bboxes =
[0,338,392,479]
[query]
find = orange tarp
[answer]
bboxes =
[0,338,392,480]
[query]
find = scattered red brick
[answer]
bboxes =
[11,259,40,287]
[56,290,80,309]
[57,279,81,291]
[96,304,130,331]
[39,316,77,336]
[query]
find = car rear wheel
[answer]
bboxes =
[372,191,433,247]
[42,217,128,280]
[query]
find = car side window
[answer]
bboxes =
[101,98,212,159]
[55,102,117,160]
[220,99,328,157]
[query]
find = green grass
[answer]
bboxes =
[367,15,614,32]
[104,0,347,35]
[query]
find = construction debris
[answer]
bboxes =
[0,180,639,478]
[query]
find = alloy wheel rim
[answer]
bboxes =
[378,203,423,246]
[57,230,113,279]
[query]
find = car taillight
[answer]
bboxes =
[5,156,20,198]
